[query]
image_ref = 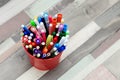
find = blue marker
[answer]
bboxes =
[21,25,31,35]
[42,54,47,58]
[62,24,68,32]
[43,12,48,21]
[57,45,66,52]
[23,31,28,35]
[54,43,60,49]
[38,16,41,23]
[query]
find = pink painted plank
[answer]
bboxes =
[84,65,117,80]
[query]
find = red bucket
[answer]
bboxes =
[23,47,62,70]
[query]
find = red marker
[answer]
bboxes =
[31,42,36,47]
[49,24,53,35]
[48,15,52,23]
[47,42,54,51]
[53,33,59,43]
[52,18,57,32]
[22,36,29,44]
[57,14,62,23]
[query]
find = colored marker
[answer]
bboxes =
[53,33,59,43]
[36,53,41,58]
[35,38,41,45]
[59,36,68,46]
[42,46,48,54]
[46,52,51,57]
[30,20,36,27]
[57,45,66,52]
[41,29,46,42]
[52,18,57,32]
[46,35,53,46]
[40,22,46,32]
[49,24,53,34]
[57,14,62,23]
[47,42,54,51]
[41,16,49,35]
[58,24,64,32]
[40,42,45,50]
[31,42,36,47]
[21,25,31,35]
[62,24,68,32]
[38,16,41,23]
[34,19,40,26]
[48,15,52,23]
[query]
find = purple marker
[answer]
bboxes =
[35,38,41,45]
[58,24,63,32]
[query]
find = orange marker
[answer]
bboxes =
[42,46,48,54]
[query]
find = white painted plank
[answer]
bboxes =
[72,39,120,80]
[58,54,95,80]
[0,0,35,26]
[0,38,15,56]
[25,0,60,18]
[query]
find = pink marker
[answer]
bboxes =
[41,29,46,42]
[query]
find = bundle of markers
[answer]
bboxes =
[20,12,69,59]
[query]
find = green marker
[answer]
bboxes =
[30,20,36,27]
[52,32,56,37]
[65,30,70,36]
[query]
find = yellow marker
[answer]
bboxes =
[34,16,38,20]
[46,35,53,46]
[61,18,64,24]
